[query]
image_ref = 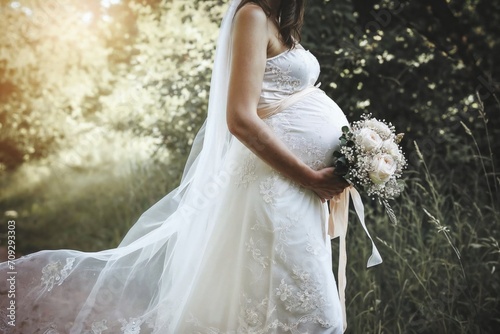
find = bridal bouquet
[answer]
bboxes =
[333,114,406,223]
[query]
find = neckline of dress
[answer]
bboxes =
[266,45,307,62]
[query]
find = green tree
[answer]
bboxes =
[0,0,116,170]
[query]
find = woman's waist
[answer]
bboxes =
[257,85,325,119]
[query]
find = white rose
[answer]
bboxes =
[381,140,400,157]
[369,153,397,184]
[365,119,392,139]
[356,128,383,152]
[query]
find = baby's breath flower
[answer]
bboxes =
[333,115,407,201]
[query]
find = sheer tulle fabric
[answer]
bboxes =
[0,1,349,333]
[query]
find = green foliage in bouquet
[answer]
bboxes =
[333,126,356,178]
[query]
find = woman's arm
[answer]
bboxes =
[226,5,347,202]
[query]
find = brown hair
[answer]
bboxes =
[235,0,306,49]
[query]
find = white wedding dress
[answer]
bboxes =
[0,4,353,333]
[176,47,349,333]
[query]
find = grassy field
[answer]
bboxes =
[0,139,498,334]
[342,142,500,333]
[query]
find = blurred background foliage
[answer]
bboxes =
[0,0,498,333]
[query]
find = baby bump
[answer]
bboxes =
[264,90,349,170]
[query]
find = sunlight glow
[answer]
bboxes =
[10,1,33,16]
[21,7,33,16]
[101,0,121,8]
[82,12,94,24]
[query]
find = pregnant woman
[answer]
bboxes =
[0,0,357,333]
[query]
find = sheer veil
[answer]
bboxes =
[0,1,243,333]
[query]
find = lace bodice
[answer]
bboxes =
[258,45,321,109]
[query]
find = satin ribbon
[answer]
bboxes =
[329,186,383,332]
[257,84,322,119]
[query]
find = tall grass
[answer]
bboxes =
[342,120,499,333]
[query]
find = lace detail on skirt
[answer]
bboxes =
[41,257,76,292]
[82,320,108,334]
[236,153,258,188]
[185,290,334,334]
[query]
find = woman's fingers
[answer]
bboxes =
[309,167,351,201]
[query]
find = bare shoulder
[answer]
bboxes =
[233,3,268,29]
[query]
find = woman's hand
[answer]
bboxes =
[301,167,351,203]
